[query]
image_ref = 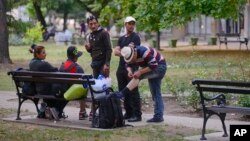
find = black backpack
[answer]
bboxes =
[92,94,125,128]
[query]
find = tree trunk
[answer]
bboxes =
[0,0,12,64]
[33,1,46,29]
[156,31,161,50]
[63,11,68,31]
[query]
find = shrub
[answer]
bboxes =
[164,76,178,96]
[9,34,26,46]
[238,95,250,107]
[186,88,200,111]
[23,23,43,44]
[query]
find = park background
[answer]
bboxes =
[0,0,250,141]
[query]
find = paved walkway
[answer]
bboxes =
[1,91,249,141]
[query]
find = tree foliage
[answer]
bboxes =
[76,0,110,18]
[23,22,43,44]
[100,0,247,31]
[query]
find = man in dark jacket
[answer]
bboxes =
[114,16,142,122]
[84,16,112,78]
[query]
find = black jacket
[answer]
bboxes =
[29,58,58,94]
[87,27,112,66]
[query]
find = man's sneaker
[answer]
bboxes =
[79,111,88,120]
[123,113,132,120]
[50,107,60,121]
[146,117,164,123]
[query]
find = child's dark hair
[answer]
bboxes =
[87,15,98,23]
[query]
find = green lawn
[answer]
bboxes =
[0,108,200,141]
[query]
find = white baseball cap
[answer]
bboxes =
[121,46,135,63]
[124,16,136,23]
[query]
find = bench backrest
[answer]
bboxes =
[8,70,95,85]
[216,33,240,37]
[8,70,98,98]
[8,69,114,102]
[192,79,250,95]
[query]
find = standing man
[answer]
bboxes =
[84,15,112,78]
[114,16,142,122]
[117,45,167,123]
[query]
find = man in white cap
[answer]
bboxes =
[114,16,142,122]
[116,45,167,123]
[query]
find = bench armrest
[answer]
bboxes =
[203,94,226,106]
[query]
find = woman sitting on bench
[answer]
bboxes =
[29,44,67,120]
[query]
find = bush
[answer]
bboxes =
[23,23,43,44]
[164,77,178,96]
[8,20,33,35]
[9,34,26,46]
[186,88,200,111]
[238,95,250,107]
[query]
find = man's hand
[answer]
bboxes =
[127,69,133,78]
[85,43,91,51]
[133,70,141,79]
[114,46,121,56]
[102,64,110,77]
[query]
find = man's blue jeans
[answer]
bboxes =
[140,63,167,119]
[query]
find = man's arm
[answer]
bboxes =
[114,37,122,56]
[133,67,152,79]
[103,31,112,65]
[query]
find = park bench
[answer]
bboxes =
[192,79,250,140]
[7,69,111,122]
[216,33,249,50]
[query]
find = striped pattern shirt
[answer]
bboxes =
[128,45,165,70]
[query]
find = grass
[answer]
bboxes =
[0,108,201,141]
[1,43,250,93]
[0,123,199,141]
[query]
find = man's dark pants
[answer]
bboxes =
[116,68,142,118]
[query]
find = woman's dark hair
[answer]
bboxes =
[29,45,45,58]
[87,15,98,23]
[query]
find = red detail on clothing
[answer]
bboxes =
[63,60,76,73]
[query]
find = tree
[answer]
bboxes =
[32,0,47,29]
[100,0,247,50]
[76,0,110,18]
[0,0,12,64]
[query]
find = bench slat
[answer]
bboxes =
[13,76,95,85]
[8,71,93,79]
[20,93,92,101]
[199,86,250,94]
[192,79,250,87]
[208,106,250,115]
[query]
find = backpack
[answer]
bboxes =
[92,93,125,128]
[16,68,36,96]
[22,82,36,96]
